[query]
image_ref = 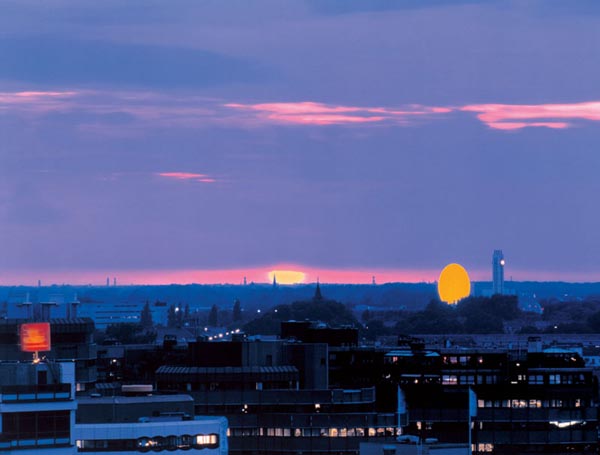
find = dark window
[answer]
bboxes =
[2,411,70,444]
[37,370,47,385]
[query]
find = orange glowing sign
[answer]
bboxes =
[20,323,51,352]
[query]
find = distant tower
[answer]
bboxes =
[492,250,505,295]
[272,274,277,288]
[243,276,247,286]
[314,279,323,301]
[106,277,110,287]
[372,276,376,286]
[38,279,41,288]
[113,277,117,286]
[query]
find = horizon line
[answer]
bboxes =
[0,266,598,286]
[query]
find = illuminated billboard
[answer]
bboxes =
[20,322,51,352]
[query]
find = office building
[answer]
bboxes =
[0,361,78,454]
[492,250,505,295]
[384,337,598,454]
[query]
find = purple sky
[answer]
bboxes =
[1,0,600,284]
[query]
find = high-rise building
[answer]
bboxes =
[492,250,505,295]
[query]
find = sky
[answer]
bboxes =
[1,0,600,285]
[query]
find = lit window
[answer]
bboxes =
[442,375,457,385]
[194,434,218,448]
[511,399,527,408]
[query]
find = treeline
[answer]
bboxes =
[363,295,520,337]
[243,298,359,336]
[520,297,600,334]
[242,295,522,338]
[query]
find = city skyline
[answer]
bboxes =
[2,1,600,284]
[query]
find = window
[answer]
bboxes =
[528,374,544,384]
[442,375,457,385]
[460,375,475,384]
[529,399,541,408]
[511,399,527,408]
[2,411,70,444]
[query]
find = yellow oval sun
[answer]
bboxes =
[268,270,306,285]
[438,263,471,304]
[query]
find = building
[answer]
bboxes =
[75,396,228,455]
[492,250,505,295]
[75,417,227,454]
[155,333,397,455]
[0,361,78,454]
[384,337,598,454]
[0,319,97,391]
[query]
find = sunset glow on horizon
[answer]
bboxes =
[0,266,444,287]
[268,270,306,285]
[2,266,599,287]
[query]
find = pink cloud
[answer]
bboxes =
[0,90,79,113]
[224,101,450,126]
[485,121,570,131]
[157,172,216,183]
[460,101,600,130]
[5,88,600,133]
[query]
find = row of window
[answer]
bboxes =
[441,373,589,386]
[76,434,218,452]
[2,411,70,440]
[477,398,585,409]
[0,437,70,449]
[443,355,485,366]
[442,375,497,385]
[475,421,590,431]
[227,427,397,438]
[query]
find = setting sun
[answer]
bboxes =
[438,263,471,304]
[268,270,306,285]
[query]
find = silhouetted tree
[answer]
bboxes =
[208,304,219,327]
[176,304,183,327]
[140,301,153,328]
[106,323,156,344]
[167,304,177,328]
[363,319,388,340]
[233,299,242,322]
[243,299,359,336]
[361,308,371,322]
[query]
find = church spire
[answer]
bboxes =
[314,278,322,301]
